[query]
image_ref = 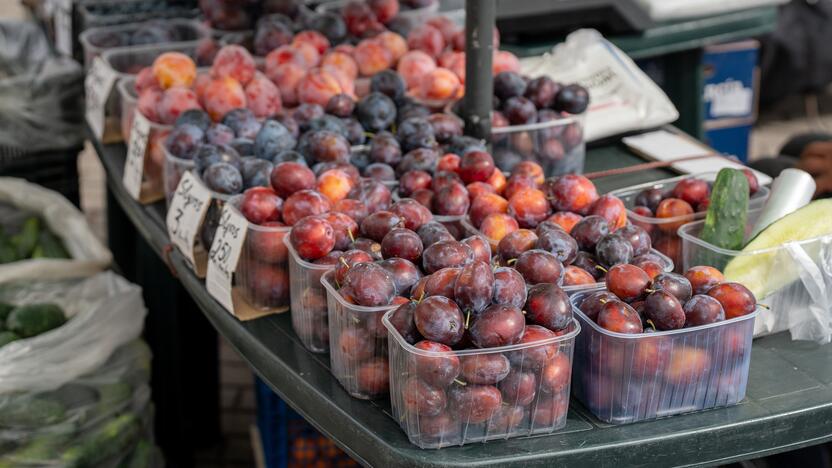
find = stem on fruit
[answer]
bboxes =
[507,258,517,265]
[340,257,350,268]
[757,303,771,310]
[465,310,471,329]
[595,265,608,273]
[347,228,355,243]
[646,319,656,331]
[454,379,467,386]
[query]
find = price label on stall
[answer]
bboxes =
[122,109,151,200]
[166,172,211,269]
[53,0,73,56]
[85,57,119,140]
[206,205,248,315]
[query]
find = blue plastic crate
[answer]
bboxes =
[702,41,759,121]
[255,378,356,468]
[704,123,753,163]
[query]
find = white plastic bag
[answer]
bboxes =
[0,177,111,282]
[0,271,146,394]
[752,238,832,343]
[635,0,788,21]
[520,29,679,142]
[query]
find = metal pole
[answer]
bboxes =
[463,0,494,140]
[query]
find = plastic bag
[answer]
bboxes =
[0,340,162,467]
[0,273,159,466]
[0,272,145,394]
[0,20,85,153]
[635,0,788,21]
[0,177,112,282]
[519,29,679,142]
[752,238,832,343]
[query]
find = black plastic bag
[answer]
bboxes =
[0,21,84,153]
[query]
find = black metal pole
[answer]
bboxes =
[463,0,495,140]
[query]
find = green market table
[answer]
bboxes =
[502,6,779,139]
[94,137,832,467]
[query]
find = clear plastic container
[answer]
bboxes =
[316,0,439,23]
[102,44,198,143]
[287,241,335,354]
[228,196,292,313]
[162,145,195,207]
[321,271,398,399]
[570,291,757,425]
[609,172,771,272]
[78,1,200,32]
[678,207,832,341]
[491,113,585,178]
[118,76,170,199]
[80,18,209,68]
[383,312,580,449]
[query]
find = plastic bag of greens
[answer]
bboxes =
[0,272,144,394]
[0,178,112,283]
[0,340,162,467]
[0,20,85,154]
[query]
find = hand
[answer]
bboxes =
[797,141,832,196]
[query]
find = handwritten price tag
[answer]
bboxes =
[85,57,119,139]
[166,172,211,268]
[206,204,248,314]
[123,110,151,200]
[54,0,73,56]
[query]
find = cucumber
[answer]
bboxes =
[121,439,153,468]
[724,199,832,298]
[0,432,71,467]
[35,230,70,259]
[0,331,20,348]
[61,413,141,468]
[0,302,15,328]
[6,303,66,338]
[0,396,67,427]
[0,228,16,264]
[11,217,40,259]
[697,168,749,269]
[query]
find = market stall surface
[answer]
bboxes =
[94,137,832,467]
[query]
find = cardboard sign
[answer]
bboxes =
[166,171,211,275]
[206,204,248,315]
[85,57,119,140]
[122,110,151,200]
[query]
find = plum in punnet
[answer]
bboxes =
[341,262,396,306]
[515,249,563,285]
[240,187,282,225]
[462,235,491,264]
[506,325,558,370]
[321,212,358,251]
[536,228,578,265]
[422,240,473,274]
[546,174,598,214]
[578,291,618,322]
[282,189,331,226]
[459,353,511,385]
[414,296,465,346]
[381,228,423,263]
[497,229,538,262]
[525,284,572,332]
[540,352,571,393]
[403,377,446,417]
[571,215,610,251]
[270,162,315,198]
[448,384,501,424]
[707,282,756,319]
[360,211,404,242]
[685,266,725,295]
[644,290,685,330]
[335,250,374,285]
[389,302,420,344]
[454,261,495,314]
[651,273,693,303]
[469,304,525,348]
[290,216,335,260]
[684,294,725,326]
[413,340,460,387]
[379,257,422,297]
[492,267,527,309]
[605,264,650,302]
[498,369,537,406]
[597,301,643,334]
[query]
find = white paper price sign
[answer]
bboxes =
[85,57,119,140]
[206,205,248,315]
[166,172,211,269]
[54,0,73,56]
[123,110,151,200]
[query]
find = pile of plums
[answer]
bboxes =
[450,70,589,174]
[313,202,576,439]
[579,264,757,334]
[573,265,757,420]
[626,169,761,270]
[460,171,666,288]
